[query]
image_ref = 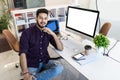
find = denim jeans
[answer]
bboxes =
[28,60,64,80]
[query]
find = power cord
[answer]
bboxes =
[106,40,119,56]
[96,0,99,11]
[109,56,120,63]
[105,40,120,63]
[95,0,101,31]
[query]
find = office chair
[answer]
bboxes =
[99,22,111,36]
[2,29,62,62]
[2,29,19,52]
[2,29,19,68]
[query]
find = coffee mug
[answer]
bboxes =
[84,45,92,55]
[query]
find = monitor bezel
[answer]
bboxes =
[66,6,99,38]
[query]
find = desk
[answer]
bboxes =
[53,33,120,80]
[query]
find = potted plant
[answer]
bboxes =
[93,34,110,55]
[0,0,12,33]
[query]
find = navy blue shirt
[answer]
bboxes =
[19,25,57,68]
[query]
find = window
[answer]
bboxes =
[13,0,26,9]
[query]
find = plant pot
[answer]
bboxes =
[96,47,109,56]
[96,47,104,54]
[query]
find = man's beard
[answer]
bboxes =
[37,21,46,28]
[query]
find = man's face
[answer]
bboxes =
[36,13,48,28]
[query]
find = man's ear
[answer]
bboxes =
[35,18,37,21]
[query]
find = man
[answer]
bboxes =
[19,8,64,80]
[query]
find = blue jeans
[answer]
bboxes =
[28,60,64,80]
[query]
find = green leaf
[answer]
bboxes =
[93,34,110,48]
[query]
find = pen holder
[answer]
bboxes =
[84,45,92,55]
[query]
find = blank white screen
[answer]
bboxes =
[67,7,99,37]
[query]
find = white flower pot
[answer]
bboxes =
[96,47,104,54]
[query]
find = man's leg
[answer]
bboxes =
[28,67,38,80]
[36,60,64,80]
[28,63,43,80]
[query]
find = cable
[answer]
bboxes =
[109,56,120,63]
[106,40,119,56]
[95,0,101,31]
[96,0,99,11]
[103,40,120,63]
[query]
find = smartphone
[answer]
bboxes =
[72,53,85,60]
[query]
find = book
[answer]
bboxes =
[15,13,26,24]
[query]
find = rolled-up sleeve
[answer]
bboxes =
[49,35,57,49]
[19,30,29,56]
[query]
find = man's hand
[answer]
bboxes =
[42,27,63,51]
[23,73,36,80]
[42,27,54,35]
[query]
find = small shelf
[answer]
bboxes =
[27,12,36,23]
[10,5,76,39]
[17,25,27,33]
[16,20,27,26]
[15,13,27,25]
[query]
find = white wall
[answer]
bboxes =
[45,0,90,8]
[90,0,120,40]
[45,0,70,6]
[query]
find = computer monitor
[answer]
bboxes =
[66,6,99,38]
[47,19,60,35]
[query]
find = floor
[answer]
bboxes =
[0,50,87,80]
[0,50,22,80]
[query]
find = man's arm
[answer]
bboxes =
[20,53,28,73]
[51,33,63,51]
[43,27,63,51]
[20,53,35,80]
[19,31,34,80]
[19,31,29,73]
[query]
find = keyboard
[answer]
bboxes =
[61,37,84,53]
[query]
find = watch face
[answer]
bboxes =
[84,45,92,50]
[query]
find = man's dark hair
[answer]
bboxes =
[36,8,48,17]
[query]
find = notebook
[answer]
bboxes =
[75,52,99,65]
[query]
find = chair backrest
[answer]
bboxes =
[99,22,111,36]
[2,29,19,52]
